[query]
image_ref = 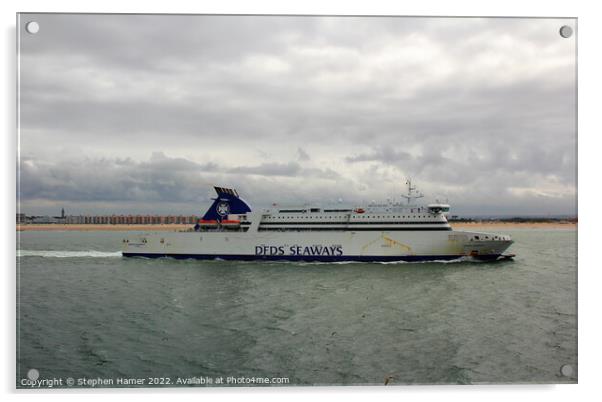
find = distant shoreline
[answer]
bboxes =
[17,224,192,232]
[16,222,576,231]
[451,222,576,230]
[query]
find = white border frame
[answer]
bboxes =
[4,1,599,401]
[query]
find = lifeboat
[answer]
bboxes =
[354,208,366,214]
[220,219,241,228]
[199,219,219,228]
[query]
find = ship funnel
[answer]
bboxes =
[201,186,252,222]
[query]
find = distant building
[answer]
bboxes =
[16,213,26,224]
[31,216,59,224]
[34,214,202,225]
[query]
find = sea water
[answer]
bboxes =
[16,229,577,387]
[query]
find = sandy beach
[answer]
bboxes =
[451,222,576,230]
[16,222,576,231]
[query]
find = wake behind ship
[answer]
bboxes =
[122,182,513,262]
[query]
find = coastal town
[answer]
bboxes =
[16,208,201,225]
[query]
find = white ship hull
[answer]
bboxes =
[122,184,514,262]
[122,229,513,262]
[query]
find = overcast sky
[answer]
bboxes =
[18,14,576,216]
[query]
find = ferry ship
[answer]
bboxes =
[122,181,514,262]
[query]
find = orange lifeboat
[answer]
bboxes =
[221,219,241,228]
[199,219,219,228]
[354,208,365,214]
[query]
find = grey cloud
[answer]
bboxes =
[345,141,574,192]
[19,154,216,205]
[227,162,301,177]
[227,161,341,180]
[346,147,412,163]
[297,147,310,161]
[18,153,346,214]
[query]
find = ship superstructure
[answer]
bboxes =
[122,181,513,262]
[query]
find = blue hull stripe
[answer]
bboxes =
[122,253,502,262]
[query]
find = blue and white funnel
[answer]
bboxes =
[201,187,252,222]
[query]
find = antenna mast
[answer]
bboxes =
[400,178,424,205]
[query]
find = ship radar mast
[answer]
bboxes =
[400,178,424,205]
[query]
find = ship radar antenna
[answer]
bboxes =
[400,178,424,205]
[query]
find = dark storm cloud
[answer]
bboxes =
[18,153,345,214]
[18,14,576,215]
[19,153,217,204]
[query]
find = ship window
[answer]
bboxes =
[475,236,480,240]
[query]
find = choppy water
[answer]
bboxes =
[16,229,577,387]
